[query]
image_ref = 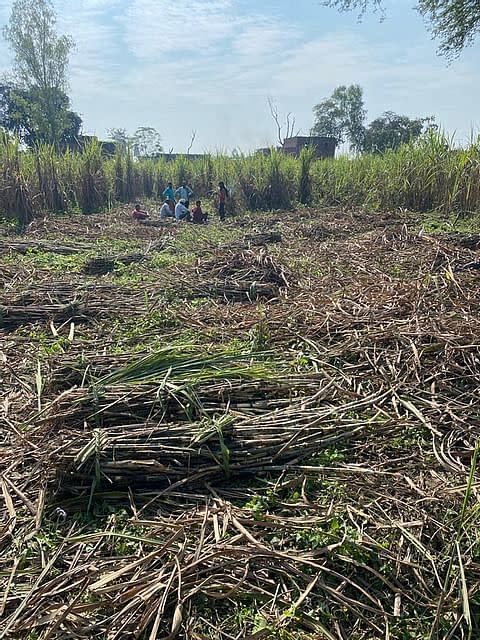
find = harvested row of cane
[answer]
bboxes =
[0,299,148,330]
[170,248,293,302]
[3,468,475,640]
[0,301,92,330]
[39,385,392,491]
[46,375,329,418]
[0,239,92,255]
[0,283,161,329]
[2,280,137,304]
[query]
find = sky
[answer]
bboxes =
[0,0,478,153]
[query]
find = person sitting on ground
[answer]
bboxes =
[175,181,193,208]
[191,200,207,224]
[175,199,191,222]
[218,181,229,222]
[132,203,149,220]
[159,199,175,219]
[162,182,175,203]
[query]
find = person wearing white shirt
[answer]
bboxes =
[160,200,174,219]
[175,182,193,207]
[175,200,191,221]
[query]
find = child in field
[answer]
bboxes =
[132,204,149,220]
[218,182,229,221]
[191,200,207,224]
[162,182,175,204]
[159,199,174,219]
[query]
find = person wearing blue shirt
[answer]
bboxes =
[175,182,193,207]
[162,182,175,204]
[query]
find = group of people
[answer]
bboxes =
[131,181,229,224]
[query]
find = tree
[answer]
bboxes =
[130,127,163,158]
[268,98,299,146]
[3,0,75,145]
[311,85,366,152]
[108,128,130,153]
[321,0,480,57]
[0,83,81,146]
[361,111,436,153]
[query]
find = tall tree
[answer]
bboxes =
[361,111,436,153]
[130,127,163,158]
[108,128,130,153]
[3,0,76,145]
[321,0,480,57]
[0,83,81,147]
[311,85,366,152]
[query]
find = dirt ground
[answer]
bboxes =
[1,205,480,639]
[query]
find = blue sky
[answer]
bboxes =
[0,0,478,152]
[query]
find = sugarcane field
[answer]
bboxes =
[2,1,480,639]
[2,182,480,639]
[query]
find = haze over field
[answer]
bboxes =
[0,0,478,152]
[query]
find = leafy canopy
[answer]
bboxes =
[2,0,80,145]
[311,84,366,152]
[0,83,81,147]
[321,0,480,57]
[108,126,164,158]
[362,111,436,154]
[311,85,435,154]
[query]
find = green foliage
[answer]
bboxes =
[2,130,480,224]
[362,111,436,154]
[418,0,480,57]
[311,131,480,215]
[3,0,77,146]
[130,126,163,159]
[0,84,81,147]
[311,84,366,152]
[297,146,315,204]
[321,0,480,57]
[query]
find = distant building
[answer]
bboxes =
[256,136,337,159]
[282,136,336,159]
[60,136,116,157]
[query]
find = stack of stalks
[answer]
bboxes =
[181,249,292,302]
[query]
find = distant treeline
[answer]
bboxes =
[1,132,479,226]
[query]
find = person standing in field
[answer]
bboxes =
[218,181,229,221]
[175,181,193,208]
[162,182,175,204]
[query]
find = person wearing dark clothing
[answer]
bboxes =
[192,200,207,224]
[218,182,229,221]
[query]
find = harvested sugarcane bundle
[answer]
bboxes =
[0,239,91,255]
[41,387,380,490]
[83,256,116,275]
[0,300,86,330]
[243,231,282,246]
[444,232,480,250]
[179,249,293,302]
